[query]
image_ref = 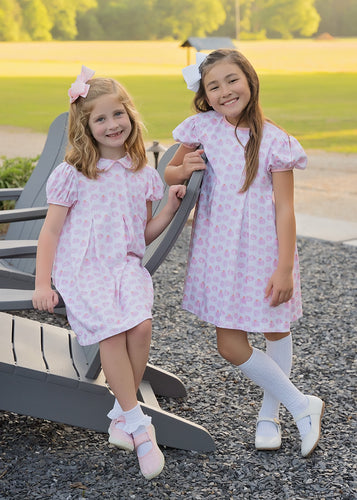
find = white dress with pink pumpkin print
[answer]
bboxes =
[173,111,307,333]
[46,155,164,345]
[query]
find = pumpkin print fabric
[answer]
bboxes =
[173,111,307,333]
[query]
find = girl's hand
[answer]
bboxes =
[32,287,59,314]
[166,184,187,214]
[265,268,294,307]
[182,149,206,179]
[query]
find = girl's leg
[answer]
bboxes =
[100,326,151,437]
[256,332,292,444]
[126,319,152,392]
[100,332,138,411]
[107,319,152,418]
[100,322,164,479]
[216,327,323,456]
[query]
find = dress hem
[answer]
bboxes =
[182,305,302,334]
[75,313,153,346]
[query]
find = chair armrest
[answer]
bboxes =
[0,206,47,223]
[0,288,65,311]
[143,169,203,275]
[0,240,38,258]
[0,187,24,201]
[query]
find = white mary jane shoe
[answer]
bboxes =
[255,417,282,451]
[295,395,325,458]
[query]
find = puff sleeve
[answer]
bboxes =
[145,166,164,202]
[268,134,307,173]
[173,115,201,148]
[46,162,78,207]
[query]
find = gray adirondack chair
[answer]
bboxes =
[0,112,68,289]
[0,121,213,450]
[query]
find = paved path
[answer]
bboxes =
[1,126,356,245]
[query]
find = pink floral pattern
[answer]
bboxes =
[46,155,164,345]
[173,111,307,332]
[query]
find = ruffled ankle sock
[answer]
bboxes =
[107,399,125,429]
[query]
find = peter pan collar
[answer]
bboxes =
[97,154,132,172]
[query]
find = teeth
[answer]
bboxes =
[224,98,237,106]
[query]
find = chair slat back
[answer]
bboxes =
[4,113,69,274]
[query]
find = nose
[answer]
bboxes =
[221,84,232,98]
[108,117,118,129]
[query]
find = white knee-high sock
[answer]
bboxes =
[239,348,311,437]
[257,335,292,436]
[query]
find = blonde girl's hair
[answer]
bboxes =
[194,49,266,192]
[65,78,147,179]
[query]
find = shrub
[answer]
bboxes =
[0,156,38,210]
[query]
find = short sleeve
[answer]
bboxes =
[46,162,78,207]
[145,166,164,202]
[269,134,307,173]
[173,115,201,148]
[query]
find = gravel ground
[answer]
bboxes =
[0,227,356,499]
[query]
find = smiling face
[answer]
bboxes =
[88,93,132,159]
[203,61,251,126]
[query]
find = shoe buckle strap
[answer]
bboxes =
[257,417,280,425]
[134,432,150,448]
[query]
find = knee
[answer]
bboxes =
[264,331,291,342]
[216,328,252,366]
[216,339,246,366]
[216,340,232,363]
[129,319,152,343]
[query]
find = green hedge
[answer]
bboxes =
[0,156,38,210]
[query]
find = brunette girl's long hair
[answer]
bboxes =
[65,78,147,179]
[194,49,266,192]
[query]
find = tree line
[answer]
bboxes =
[1,0,356,42]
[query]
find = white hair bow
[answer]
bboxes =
[182,52,208,92]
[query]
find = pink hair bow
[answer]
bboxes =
[68,65,95,103]
[182,52,208,92]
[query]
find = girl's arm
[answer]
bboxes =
[145,185,186,245]
[164,144,206,185]
[32,204,69,313]
[265,170,296,307]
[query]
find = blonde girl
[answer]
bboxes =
[33,66,186,479]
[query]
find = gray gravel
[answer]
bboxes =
[1,226,356,499]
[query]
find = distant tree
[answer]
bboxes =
[77,0,226,41]
[19,0,52,40]
[253,0,320,38]
[315,0,357,36]
[76,9,104,40]
[209,0,239,38]
[45,0,96,40]
[210,0,321,39]
[93,0,156,40]
[156,0,226,39]
[0,0,22,40]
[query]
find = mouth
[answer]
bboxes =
[106,131,122,138]
[222,98,239,106]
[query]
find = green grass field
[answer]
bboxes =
[0,40,356,152]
